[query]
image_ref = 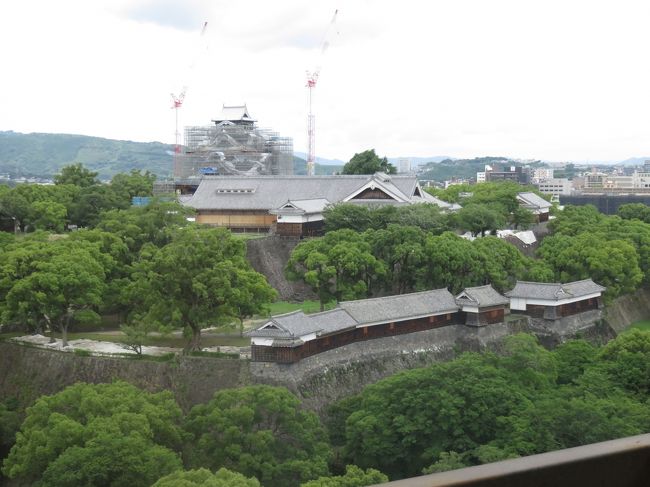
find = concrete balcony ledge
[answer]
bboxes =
[373,434,650,487]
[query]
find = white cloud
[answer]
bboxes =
[1,0,649,164]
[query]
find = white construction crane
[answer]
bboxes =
[306,9,338,176]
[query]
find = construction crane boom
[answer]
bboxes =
[171,21,209,177]
[306,9,338,176]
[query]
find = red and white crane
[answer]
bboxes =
[306,9,338,176]
[171,21,209,178]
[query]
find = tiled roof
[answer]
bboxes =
[517,192,552,210]
[505,279,605,300]
[456,285,509,307]
[249,288,458,339]
[248,309,358,339]
[212,104,255,123]
[183,173,447,211]
[339,288,458,326]
[272,198,331,215]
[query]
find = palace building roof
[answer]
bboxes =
[184,172,453,212]
[505,279,605,301]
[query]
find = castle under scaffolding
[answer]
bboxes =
[173,105,293,178]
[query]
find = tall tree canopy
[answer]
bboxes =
[153,468,260,487]
[2,382,184,487]
[330,332,650,479]
[54,163,100,187]
[0,238,110,345]
[342,149,396,175]
[185,385,332,487]
[286,229,386,310]
[128,226,275,350]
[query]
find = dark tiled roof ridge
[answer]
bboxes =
[339,288,449,305]
[269,310,305,319]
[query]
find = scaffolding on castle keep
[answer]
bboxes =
[174,121,293,178]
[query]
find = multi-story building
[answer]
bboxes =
[535,178,573,199]
[174,105,293,179]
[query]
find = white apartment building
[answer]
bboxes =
[535,178,573,199]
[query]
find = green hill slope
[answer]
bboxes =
[0,131,175,179]
[0,131,341,179]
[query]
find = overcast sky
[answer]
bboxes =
[1,0,649,163]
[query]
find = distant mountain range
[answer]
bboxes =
[293,152,451,167]
[1,131,647,180]
[0,131,175,179]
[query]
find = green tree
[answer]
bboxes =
[301,465,388,487]
[153,468,261,487]
[68,184,123,228]
[599,329,650,396]
[128,226,274,350]
[231,269,278,336]
[54,162,100,187]
[2,382,184,486]
[110,169,156,203]
[2,240,107,346]
[97,200,193,255]
[323,205,374,233]
[0,402,21,467]
[341,353,528,477]
[549,204,604,236]
[422,451,468,474]
[342,149,396,175]
[452,204,506,237]
[286,230,385,310]
[511,206,535,230]
[554,339,599,385]
[617,203,650,223]
[365,225,425,294]
[0,186,29,232]
[472,237,527,292]
[30,200,67,232]
[185,385,332,487]
[539,233,643,299]
[419,232,483,293]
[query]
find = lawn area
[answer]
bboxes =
[628,320,650,332]
[2,299,340,347]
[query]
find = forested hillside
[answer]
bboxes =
[418,156,544,181]
[0,131,175,179]
[0,131,340,179]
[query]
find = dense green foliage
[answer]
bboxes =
[2,382,184,486]
[127,226,276,350]
[286,230,386,310]
[329,333,650,478]
[342,149,396,175]
[301,465,388,487]
[0,166,156,231]
[2,334,650,485]
[323,203,448,234]
[185,385,332,487]
[287,228,549,308]
[541,204,650,299]
[0,164,276,351]
[618,203,650,224]
[0,131,174,178]
[153,468,261,487]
